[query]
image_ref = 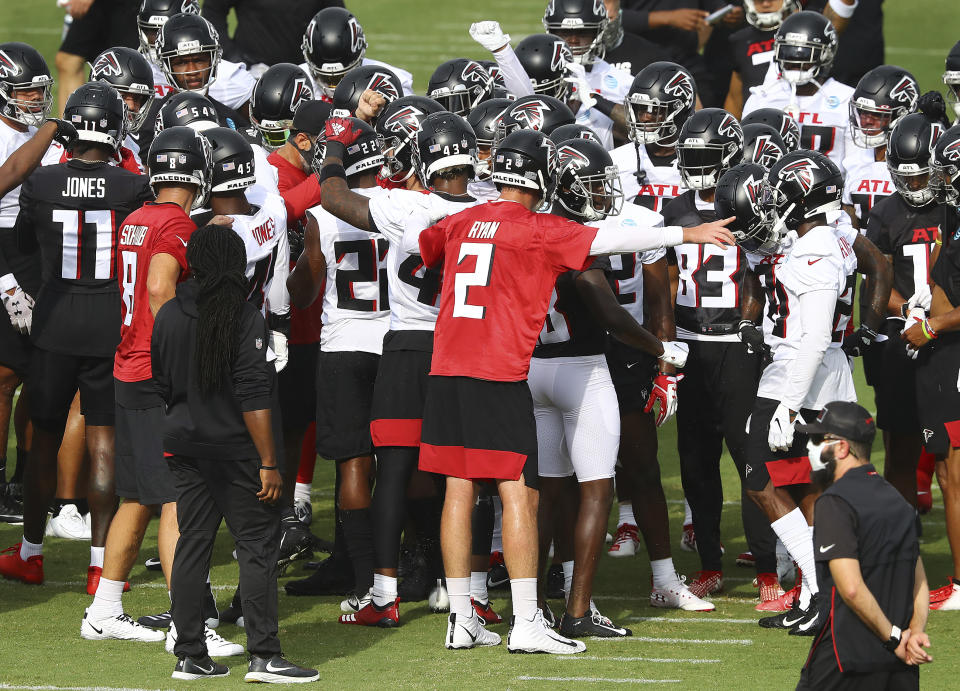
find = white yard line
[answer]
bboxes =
[516,677,680,684]
[629,616,757,624]
[594,636,752,645]
[44,581,234,591]
[553,656,719,663]
[0,685,168,691]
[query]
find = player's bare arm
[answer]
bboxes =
[829,557,902,643]
[852,234,893,333]
[643,257,677,375]
[0,119,74,200]
[286,216,327,309]
[576,268,664,356]
[146,253,182,317]
[317,119,374,231]
[243,408,281,504]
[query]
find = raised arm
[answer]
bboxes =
[317,120,374,231]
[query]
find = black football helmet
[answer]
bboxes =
[715,162,779,254]
[515,34,572,100]
[467,97,513,181]
[201,126,256,193]
[741,108,800,151]
[249,63,314,151]
[555,138,623,221]
[156,13,222,96]
[542,0,609,66]
[0,42,53,127]
[491,128,558,204]
[849,65,919,149]
[742,123,787,170]
[886,113,944,207]
[412,112,478,188]
[676,108,744,191]
[374,95,445,183]
[625,61,696,147]
[147,125,213,209]
[137,0,200,64]
[773,11,838,86]
[331,64,403,118]
[496,95,576,143]
[427,59,494,117]
[768,150,843,232]
[931,124,960,206]
[478,60,506,89]
[332,118,383,177]
[63,82,127,152]
[549,122,602,145]
[943,41,960,121]
[155,92,219,137]
[301,7,367,98]
[743,0,798,30]
[90,47,155,133]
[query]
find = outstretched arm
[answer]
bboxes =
[576,268,663,357]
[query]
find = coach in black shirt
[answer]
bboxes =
[795,401,932,691]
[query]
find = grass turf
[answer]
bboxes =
[2,0,960,688]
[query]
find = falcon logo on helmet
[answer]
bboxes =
[347,17,365,54]
[367,72,400,101]
[558,144,591,170]
[383,105,426,135]
[663,71,694,101]
[890,76,919,106]
[718,114,742,140]
[744,173,765,209]
[512,100,550,130]
[542,136,558,176]
[780,157,818,193]
[92,51,123,78]
[289,77,312,111]
[0,51,21,79]
[551,40,572,72]
[752,134,781,169]
[942,138,960,163]
[460,60,489,85]
[180,0,200,14]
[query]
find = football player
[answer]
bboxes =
[742,107,801,151]
[89,46,156,170]
[943,40,960,126]
[427,59,497,117]
[466,97,514,201]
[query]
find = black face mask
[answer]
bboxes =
[810,445,838,490]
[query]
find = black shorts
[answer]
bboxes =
[28,348,114,429]
[0,314,32,378]
[114,379,176,505]
[278,342,318,429]
[419,375,538,489]
[370,330,433,448]
[59,0,139,61]
[605,338,659,414]
[743,396,819,492]
[314,350,379,461]
[916,338,960,456]
[871,321,919,433]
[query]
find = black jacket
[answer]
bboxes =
[152,280,272,460]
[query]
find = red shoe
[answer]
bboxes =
[687,570,724,598]
[86,566,131,596]
[754,573,789,612]
[917,450,935,514]
[0,543,44,585]
[680,523,696,552]
[472,597,502,624]
[736,551,755,567]
[608,523,640,558]
[930,579,957,605]
[339,598,399,627]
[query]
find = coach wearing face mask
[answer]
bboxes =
[795,401,932,691]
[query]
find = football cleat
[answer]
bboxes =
[445,612,501,649]
[930,580,960,610]
[755,573,790,612]
[138,609,173,629]
[546,562,564,599]
[736,551,755,567]
[293,498,313,526]
[650,576,716,611]
[759,592,808,629]
[245,654,319,683]
[48,504,91,540]
[277,511,315,575]
[86,567,130,596]
[341,590,372,614]
[144,555,162,571]
[507,609,586,654]
[687,570,724,598]
[166,622,244,657]
[788,594,824,636]
[472,597,502,624]
[339,598,400,627]
[608,523,640,558]
[284,555,353,596]
[487,551,509,589]
[0,484,23,524]
[172,655,229,680]
[219,588,244,627]
[429,579,450,612]
[81,609,165,642]
[0,543,43,584]
[559,608,632,638]
[680,523,697,552]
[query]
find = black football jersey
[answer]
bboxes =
[15,159,152,356]
[664,190,748,336]
[729,25,777,102]
[866,194,959,304]
[534,258,612,359]
[933,219,960,310]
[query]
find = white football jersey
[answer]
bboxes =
[841,154,893,225]
[308,187,390,354]
[227,192,290,319]
[468,179,499,202]
[577,58,632,150]
[0,121,63,229]
[298,57,415,99]
[150,59,256,110]
[610,142,684,214]
[602,202,666,329]
[247,143,281,203]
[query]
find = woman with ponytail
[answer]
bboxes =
[151,224,318,682]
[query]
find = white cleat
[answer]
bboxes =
[445,612,501,649]
[650,576,716,612]
[81,610,165,642]
[166,622,244,657]
[607,523,639,558]
[341,589,372,614]
[507,609,586,654]
[49,504,91,540]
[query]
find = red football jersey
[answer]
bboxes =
[114,201,195,382]
[420,200,597,382]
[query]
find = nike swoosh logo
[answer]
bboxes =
[89,623,103,635]
[819,544,835,553]
[781,614,804,627]
[459,625,477,642]
[195,664,214,674]
[626,362,639,369]
[797,614,820,631]
[807,258,822,265]
[266,661,293,672]
[177,236,188,247]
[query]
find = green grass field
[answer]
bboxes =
[2,1,960,688]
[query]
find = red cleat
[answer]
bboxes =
[754,573,789,612]
[86,566,131,596]
[736,551,755,567]
[687,570,724,598]
[339,598,400,627]
[472,597,502,624]
[0,543,44,585]
[930,579,957,605]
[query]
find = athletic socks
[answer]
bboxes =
[90,546,104,568]
[340,508,375,595]
[510,577,538,620]
[372,573,398,608]
[447,576,471,618]
[470,571,488,605]
[562,560,574,600]
[683,499,693,526]
[294,483,312,505]
[88,577,125,619]
[771,508,818,604]
[20,537,42,560]
[618,501,637,527]
[491,496,503,553]
[651,558,680,590]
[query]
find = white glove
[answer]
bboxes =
[269,330,288,373]
[908,283,932,312]
[469,21,510,52]
[564,61,596,109]
[767,403,796,452]
[658,341,689,368]
[2,284,34,335]
[903,307,926,360]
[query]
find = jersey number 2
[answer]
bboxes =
[453,242,495,319]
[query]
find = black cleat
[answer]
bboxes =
[487,552,509,591]
[559,610,632,638]
[144,555,162,571]
[172,655,229,680]
[759,594,808,630]
[137,609,172,629]
[277,510,315,575]
[0,484,24,524]
[284,556,353,596]
[546,563,564,600]
[788,594,824,636]
[245,654,319,683]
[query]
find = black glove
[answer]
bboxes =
[737,319,764,354]
[288,226,304,261]
[917,90,951,128]
[44,118,78,149]
[842,324,879,358]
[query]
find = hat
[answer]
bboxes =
[796,401,876,443]
[292,100,331,135]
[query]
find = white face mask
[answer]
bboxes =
[806,438,840,472]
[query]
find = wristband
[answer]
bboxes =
[882,624,902,652]
[259,464,278,470]
[324,140,346,161]
[921,318,938,340]
[828,0,858,18]
[317,163,347,185]
[592,95,615,118]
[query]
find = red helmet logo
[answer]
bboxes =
[718,114,742,141]
[347,17,366,54]
[750,134,783,169]
[550,40,573,72]
[511,100,550,130]
[889,76,918,106]
[779,157,818,193]
[366,72,400,101]
[92,51,123,78]
[383,105,425,135]
[942,137,960,164]
[180,0,201,14]
[558,144,591,171]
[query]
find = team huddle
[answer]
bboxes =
[0,0,957,683]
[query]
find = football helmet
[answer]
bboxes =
[931,124,960,205]
[768,149,843,232]
[773,11,838,86]
[715,162,779,254]
[0,42,53,127]
[491,128,558,204]
[555,138,623,221]
[624,61,696,146]
[496,94,575,142]
[466,97,513,181]
[201,126,256,193]
[943,41,960,120]
[301,7,367,98]
[427,59,494,116]
[412,112,478,188]
[331,64,403,118]
[542,0,609,66]
[676,108,744,190]
[156,13,222,96]
[549,122,602,145]
[90,47,155,134]
[147,125,213,209]
[849,65,919,149]
[329,118,383,177]
[743,0,798,30]
[154,92,219,137]
[63,82,127,152]
[249,63,314,151]
[886,112,944,207]
[478,60,506,89]
[742,123,787,170]
[374,95,444,183]
[515,34,572,100]
[136,0,200,64]
[741,108,800,151]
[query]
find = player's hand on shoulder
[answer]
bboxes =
[209,214,235,228]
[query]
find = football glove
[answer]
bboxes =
[841,324,879,358]
[564,62,597,110]
[658,340,688,368]
[269,330,288,373]
[644,373,682,427]
[324,117,364,147]
[44,117,78,149]
[469,21,510,52]
[903,307,926,360]
[907,283,932,313]
[1,282,34,335]
[767,403,795,452]
[737,319,764,355]
[918,90,951,127]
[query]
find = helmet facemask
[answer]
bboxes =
[889,162,935,207]
[743,0,797,30]
[943,71,960,120]
[0,79,53,128]
[678,141,739,191]
[558,164,623,221]
[625,95,684,146]
[849,98,897,149]
[161,46,221,96]
[774,40,833,86]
